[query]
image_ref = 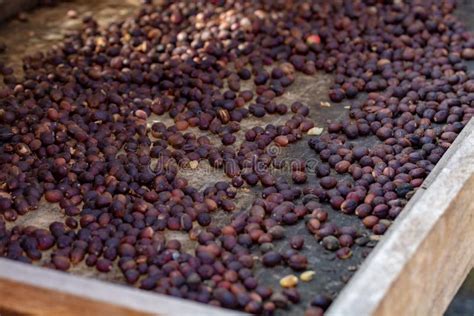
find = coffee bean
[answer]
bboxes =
[0,0,470,313]
[262,251,282,267]
[322,236,340,251]
[52,255,70,271]
[288,254,308,271]
[289,235,305,250]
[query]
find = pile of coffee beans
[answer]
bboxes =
[0,0,472,314]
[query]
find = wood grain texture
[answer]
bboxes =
[328,119,474,316]
[0,259,243,316]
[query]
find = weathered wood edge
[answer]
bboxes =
[0,258,244,316]
[327,118,474,316]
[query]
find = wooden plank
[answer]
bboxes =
[327,119,474,316]
[0,258,243,316]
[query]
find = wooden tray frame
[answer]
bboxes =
[0,3,472,314]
